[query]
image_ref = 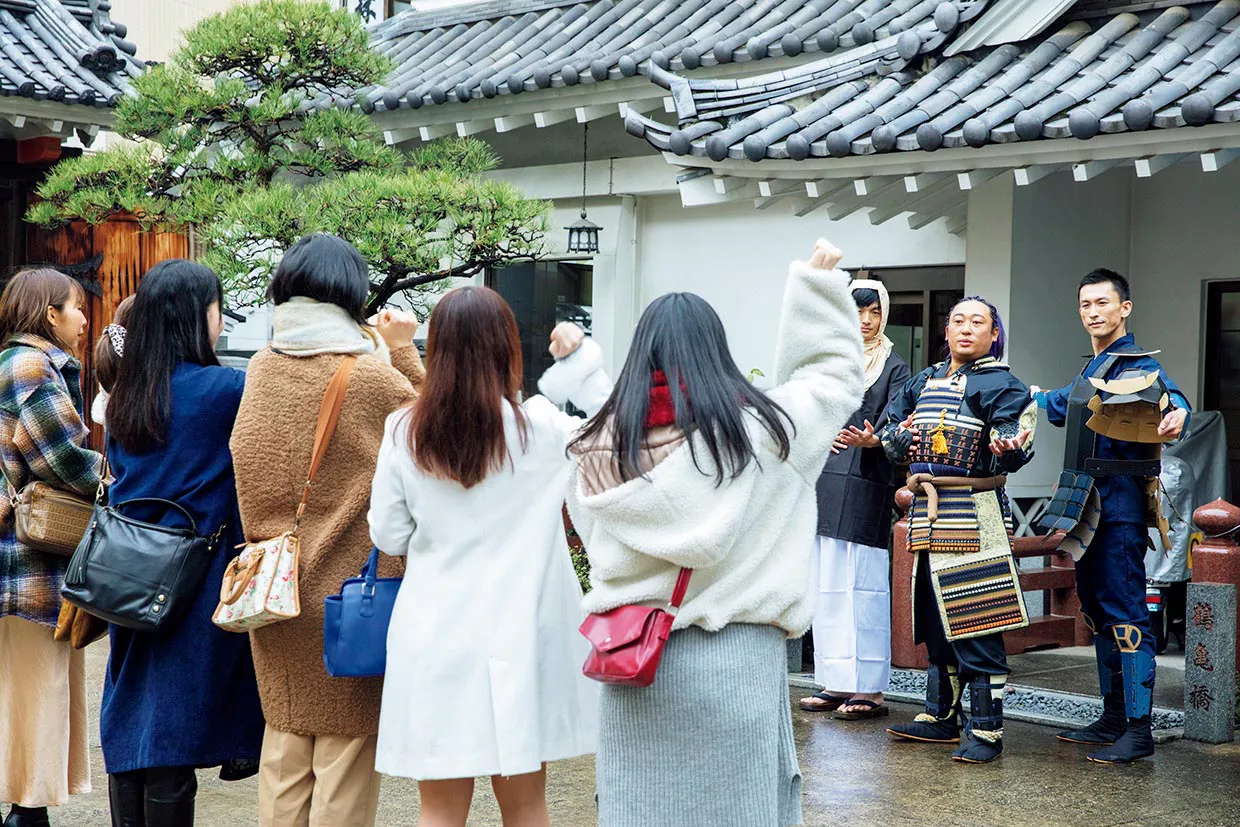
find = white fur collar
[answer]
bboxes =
[271,297,389,363]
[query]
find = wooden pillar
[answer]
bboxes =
[891,487,929,669]
[1191,498,1240,674]
[24,216,189,447]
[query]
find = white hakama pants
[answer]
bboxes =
[811,537,891,694]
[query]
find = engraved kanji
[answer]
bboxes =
[1189,684,1214,712]
[1192,601,1216,632]
[1193,643,1215,673]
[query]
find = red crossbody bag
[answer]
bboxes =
[579,568,693,687]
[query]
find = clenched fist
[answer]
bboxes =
[808,238,843,271]
[371,308,419,350]
[549,322,585,359]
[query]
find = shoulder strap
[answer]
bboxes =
[293,356,358,532]
[669,568,693,610]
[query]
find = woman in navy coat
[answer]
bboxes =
[100,260,264,826]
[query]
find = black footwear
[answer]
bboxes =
[1057,692,1126,745]
[952,729,1004,763]
[889,664,962,743]
[887,715,961,743]
[3,805,50,827]
[951,674,1005,764]
[1059,632,1126,745]
[798,691,850,712]
[144,767,197,827]
[1087,717,1156,764]
[110,769,147,827]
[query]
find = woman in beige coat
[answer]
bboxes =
[231,235,424,827]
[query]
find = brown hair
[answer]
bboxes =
[93,294,135,392]
[408,286,527,489]
[0,268,87,351]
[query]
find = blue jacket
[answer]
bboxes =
[100,363,264,774]
[1041,333,1190,526]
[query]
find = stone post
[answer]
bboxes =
[1183,583,1236,744]
[1191,499,1240,674]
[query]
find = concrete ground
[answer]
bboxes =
[1008,644,1187,710]
[40,645,1240,826]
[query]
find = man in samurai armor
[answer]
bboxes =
[881,296,1037,764]
[1034,268,1189,764]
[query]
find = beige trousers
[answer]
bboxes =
[0,616,90,807]
[258,724,381,827]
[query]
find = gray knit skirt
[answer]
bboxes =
[597,623,802,827]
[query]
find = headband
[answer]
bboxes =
[104,323,126,358]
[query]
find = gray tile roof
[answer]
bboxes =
[625,0,1240,160]
[358,0,987,114]
[0,0,140,108]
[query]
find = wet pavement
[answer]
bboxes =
[44,646,1240,826]
[1008,645,1187,711]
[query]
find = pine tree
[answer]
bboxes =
[28,0,547,311]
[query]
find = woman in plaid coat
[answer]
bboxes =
[0,269,101,827]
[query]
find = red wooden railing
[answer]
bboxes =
[890,487,1090,669]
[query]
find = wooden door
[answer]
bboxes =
[24,217,189,445]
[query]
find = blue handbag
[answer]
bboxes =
[323,547,400,678]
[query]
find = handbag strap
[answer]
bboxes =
[293,356,358,533]
[669,567,692,610]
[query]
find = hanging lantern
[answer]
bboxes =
[565,211,602,254]
[566,122,603,253]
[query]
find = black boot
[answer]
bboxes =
[888,664,962,744]
[1059,691,1127,745]
[1088,641,1156,764]
[1088,717,1156,764]
[1058,633,1126,745]
[952,675,1005,764]
[144,767,197,827]
[3,806,50,827]
[109,770,147,827]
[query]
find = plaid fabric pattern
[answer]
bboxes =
[0,335,101,626]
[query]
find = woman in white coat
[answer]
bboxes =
[367,285,608,827]
[556,239,864,827]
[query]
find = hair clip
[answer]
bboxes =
[104,323,126,357]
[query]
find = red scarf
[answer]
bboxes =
[646,370,687,428]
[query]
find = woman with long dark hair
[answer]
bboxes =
[561,240,864,827]
[102,259,265,825]
[0,269,98,827]
[368,285,606,826]
[231,234,424,827]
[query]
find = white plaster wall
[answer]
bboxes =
[1000,169,1135,496]
[634,193,966,382]
[1127,160,1240,408]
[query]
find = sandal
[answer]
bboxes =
[799,691,850,712]
[834,699,891,720]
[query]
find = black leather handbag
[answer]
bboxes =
[61,496,223,631]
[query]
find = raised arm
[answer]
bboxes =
[767,239,866,476]
[536,328,612,437]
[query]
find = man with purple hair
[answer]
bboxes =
[878,297,1037,764]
